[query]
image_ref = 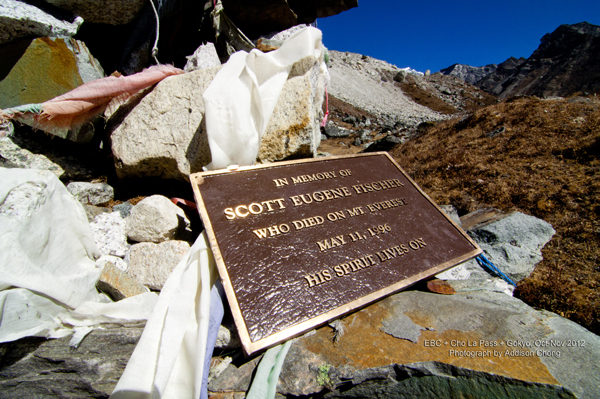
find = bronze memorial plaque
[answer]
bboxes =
[190,152,481,355]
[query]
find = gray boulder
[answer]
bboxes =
[435,209,554,294]
[323,124,352,138]
[0,327,143,398]
[90,212,130,258]
[256,55,326,163]
[126,240,190,290]
[467,211,555,282]
[393,69,408,83]
[1,37,104,142]
[342,115,358,125]
[109,67,219,180]
[184,43,221,72]
[0,129,95,180]
[358,129,372,142]
[0,0,82,46]
[0,135,70,179]
[210,290,598,398]
[67,182,114,205]
[360,135,403,153]
[125,195,192,243]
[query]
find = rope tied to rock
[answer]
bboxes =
[149,0,160,64]
[476,254,516,286]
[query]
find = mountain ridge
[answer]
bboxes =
[441,21,600,99]
[439,63,498,85]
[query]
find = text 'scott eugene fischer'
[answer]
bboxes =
[191,153,481,355]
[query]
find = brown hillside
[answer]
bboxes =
[391,95,600,334]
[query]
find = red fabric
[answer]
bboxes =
[12,65,184,131]
[171,198,197,209]
[320,85,329,127]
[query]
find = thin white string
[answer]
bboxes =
[149,0,160,64]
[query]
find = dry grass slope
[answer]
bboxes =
[392,95,600,334]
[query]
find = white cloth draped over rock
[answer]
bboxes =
[111,233,221,399]
[203,26,326,170]
[0,168,158,343]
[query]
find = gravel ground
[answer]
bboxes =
[326,50,447,127]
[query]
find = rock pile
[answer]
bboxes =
[3,197,598,398]
[0,1,346,174]
[62,179,195,301]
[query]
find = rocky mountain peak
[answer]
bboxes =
[439,63,498,85]
[474,21,600,99]
[541,21,600,42]
[535,21,600,59]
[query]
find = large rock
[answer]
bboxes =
[360,134,403,153]
[0,0,82,46]
[466,211,555,282]
[210,290,599,398]
[0,135,82,179]
[110,53,326,179]
[109,67,219,180]
[44,0,147,25]
[323,124,352,138]
[256,54,326,163]
[67,181,114,205]
[0,127,96,181]
[434,209,554,295]
[127,240,190,290]
[125,195,192,243]
[0,37,104,142]
[0,326,143,398]
[0,37,104,108]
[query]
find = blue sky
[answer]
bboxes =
[317,0,600,73]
